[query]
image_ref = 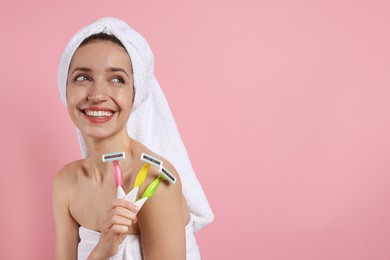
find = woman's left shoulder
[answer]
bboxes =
[131,139,182,188]
[131,143,182,202]
[131,145,188,259]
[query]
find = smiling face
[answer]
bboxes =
[66,39,134,139]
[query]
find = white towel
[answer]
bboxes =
[77,217,200,259]
[57,17,214,232]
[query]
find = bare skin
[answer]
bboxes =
[53,40,190,260]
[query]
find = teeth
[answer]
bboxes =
[84,110,113,117]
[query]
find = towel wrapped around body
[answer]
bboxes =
[77,218,201,260]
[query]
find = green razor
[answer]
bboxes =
[134,167,176,209]
[124,153,162,202]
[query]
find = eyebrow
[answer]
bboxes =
[70,67,92,75]
[106,67,130,77]
[70,67,130,78]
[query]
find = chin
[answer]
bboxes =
[79,127,114,139]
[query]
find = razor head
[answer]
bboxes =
[160,167,176,184]
[140,153,162,167]
[102,152,126,162]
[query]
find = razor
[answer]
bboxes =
[124,153,162,202]
[135,166,176,209]
[102,152,174,210]
[102,152,126,199]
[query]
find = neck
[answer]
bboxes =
[81,129,134,171]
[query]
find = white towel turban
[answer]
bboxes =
[57,17,214,232]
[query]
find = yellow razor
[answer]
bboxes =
[124,153,162,202]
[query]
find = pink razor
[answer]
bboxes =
[102,152,126,198]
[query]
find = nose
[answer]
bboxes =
[87,81,108,103]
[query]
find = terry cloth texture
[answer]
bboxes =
[77,218,201,259]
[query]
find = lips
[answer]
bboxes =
[80,107,115,123]
[84,109,113,117]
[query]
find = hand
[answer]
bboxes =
[88,199,139,259]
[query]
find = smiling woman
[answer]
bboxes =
[53,17,214,260]
[67,39,133,136]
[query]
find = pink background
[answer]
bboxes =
[1,0,390,259]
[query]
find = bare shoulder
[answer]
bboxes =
[124,140,189,258]
[130,139,186,214]
[53,160,83,190]
[53,161,83,259]
[52,160,85,208]
[131,140,183,197]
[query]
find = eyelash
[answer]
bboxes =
[74,75,91,82]
[72,75,125,84]
[111,76,125,84]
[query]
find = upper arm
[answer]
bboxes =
[137,163,186,260]
[52,168,79,260]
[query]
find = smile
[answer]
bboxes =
[84,109,113,118]
[80,107,115,123]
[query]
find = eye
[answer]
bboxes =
[111,76,125,84]
[74,75,90,82]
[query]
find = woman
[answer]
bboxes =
[53,17,213,259]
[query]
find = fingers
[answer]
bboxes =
[111,223,129,234]
[95,199,140,258]
[112,198,139,213]
[111,199,139,224]
[102,199,139,235]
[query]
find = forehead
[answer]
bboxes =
[69,40,132,71]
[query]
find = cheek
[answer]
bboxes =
[118,88,134,106]
[66,88,84,121]
[66,85,85,106]
[116,91,133,117]
[66,91,78,109]
[66,95,79,116]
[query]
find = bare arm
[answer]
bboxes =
[53,169,79,260]
[138,164,186,260]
